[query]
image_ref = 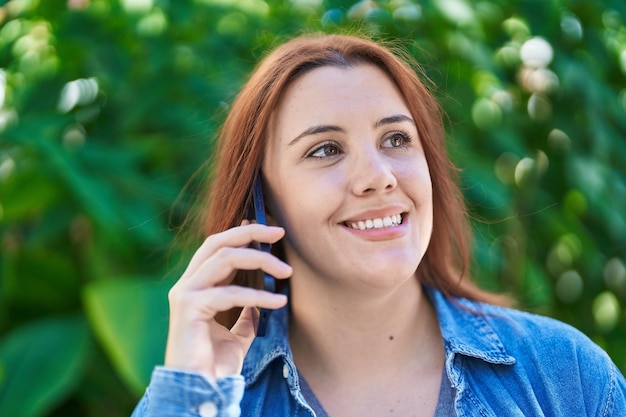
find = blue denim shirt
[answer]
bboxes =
[132,288,626,416]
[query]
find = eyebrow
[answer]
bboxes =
[375,114,415,128]
[288,125,345,146]
[287,114,415,147]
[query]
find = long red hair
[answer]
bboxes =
[188,33,507,323]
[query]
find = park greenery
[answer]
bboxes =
[0,0,625,415]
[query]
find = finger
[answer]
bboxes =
[170,286,287,321]
[184,246,292,289]
[204,287,287,316]
[230,306,260,347]
[183,224,285,279]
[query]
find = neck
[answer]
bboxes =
[288,273,443,386]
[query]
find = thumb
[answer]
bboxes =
[231,306,260,346]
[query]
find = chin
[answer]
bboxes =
[356,263,421,288]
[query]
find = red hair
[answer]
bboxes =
[189,33,507,323]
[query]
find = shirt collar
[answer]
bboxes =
[241,304,294,387]
[242,286,516,386]
[426,287,516,366]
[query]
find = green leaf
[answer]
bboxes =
[524,261,553,310]
[83,277,170,395]
[0,315,91,417]
[0,172,62,223]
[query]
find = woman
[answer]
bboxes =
[132,33,626,416]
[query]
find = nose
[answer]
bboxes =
[350,148,398,196]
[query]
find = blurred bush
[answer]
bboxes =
[0,0,624,415]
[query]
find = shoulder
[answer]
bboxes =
[465,299,615,373]
[431,288,604,363]
[477,301,597,354]
[460,299,626,415]
[431,289,626,414]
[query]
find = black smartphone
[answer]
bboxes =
[250,172,276,337]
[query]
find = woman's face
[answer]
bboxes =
[263,64,433,292]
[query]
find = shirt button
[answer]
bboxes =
[198,402,217,417]
[283,364,290,379]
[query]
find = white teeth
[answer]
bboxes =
[348,213,403,230]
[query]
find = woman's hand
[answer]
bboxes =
[164,222,291,380]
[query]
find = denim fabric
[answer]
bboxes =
[131,369,244,417]
[132,287,626,416]
[430,289,626,416]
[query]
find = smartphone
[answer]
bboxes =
[250,172,276,337]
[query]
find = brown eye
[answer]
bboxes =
[390,134,404,147]
[383,131,412,149]
[307,142,341,158]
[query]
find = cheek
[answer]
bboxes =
[264,190,289,228]
[264,179,307,232]
[266,174,336,247]
[400,161,434,234]
[266,197,311,263]
[274,169,343,213]
[398,159,432,195]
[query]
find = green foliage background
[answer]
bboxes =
[0,0,625,415]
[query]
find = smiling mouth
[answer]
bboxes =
[345,213,404,231]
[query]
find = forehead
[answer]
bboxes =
[271,64,409,128]
[284,64,403,104]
